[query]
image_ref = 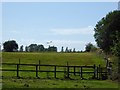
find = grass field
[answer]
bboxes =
[1,52,119,89]
[2,52,105,66]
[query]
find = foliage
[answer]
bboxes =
[94,10,120,55]
[73,48,76,53]
[110,56,119,80]
[37,45,45,52]
[65,47,69,52]
[94,10,120,81]
[48,46,57,52]
[19,45,23,52]
[3,40,18,52]
[26,44,57,52]
[61,46,64,52]
[25,46,28,52]
[61,47,76,53]
[28,44,38,52]
[85,43,97,52]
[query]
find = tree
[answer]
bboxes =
[65,47,68,53]
[85,43,97,52]
[94,10,120,80]
[26,44,57,52]
[48,46,57,52]
[28,44,37,52]
[37,45,44,52]
[69,49,72,53]
[73,48,76,53]
[85,43,93,52]
[19,45,23,52]
[61,46,64,52]
[25,46,28,52]
[3,40,18,52]
[90,45,97,52]
[94,10,120,55]
[0,44,1,52]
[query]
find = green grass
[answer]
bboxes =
[1,52,118,88]
[2,78,118,88]
[2,52,105,66]
[2,52,105,78]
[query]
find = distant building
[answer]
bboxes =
[118,1,120,10]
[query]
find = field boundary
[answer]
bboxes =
[2,62,108,80]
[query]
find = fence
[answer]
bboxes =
[1,61,108,80]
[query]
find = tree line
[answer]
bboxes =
[2,41,57,52]
[3,40,91,52]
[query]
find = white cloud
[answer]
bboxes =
[50,26,94,35]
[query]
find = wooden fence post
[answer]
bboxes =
[17,64,19,77]
[54,66,56,78]
[101,67,102,79]
[64,67,66,78]
[105,67,108,78]
[80,67,83,79]
[67,62,69,78]
[96,67,98,79]
[74,66,76,76]
[94,64,96,79]
[36,65,38,77]
[67,66,69,78]
[46,68,49,78]
[99,65,101,79]
[39,60,41,71]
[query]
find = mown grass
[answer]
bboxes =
[2,52,105,66]
[1,52,119,88]
[2,52,105,78]
[2,78,118,88]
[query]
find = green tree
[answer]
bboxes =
[37,45,44,52]
[85,43,94,52]
[0,44,1,52]
[65,47,68,52]
[94,10,120,55]
[3,40,18,52]
[19,45,23,52]
[69,49,72,53]
[25,46,28,52]
[73,48,76,53]
[61,46,64,52]
[94,10,120,80]
[28,44,37,52]
[48,46,57,52]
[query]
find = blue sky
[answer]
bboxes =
[2,2,118,51]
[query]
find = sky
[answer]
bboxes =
[1,2,118,51]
